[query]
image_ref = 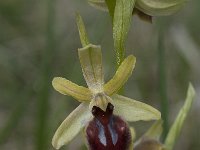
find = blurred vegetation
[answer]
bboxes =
[0,0,199,150]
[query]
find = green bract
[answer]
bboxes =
[164,83,195,150]
[51,14,161,150]
[88,0,187,16]
[134,83,195,150]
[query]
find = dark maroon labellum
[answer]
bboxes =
[86,103,131,150]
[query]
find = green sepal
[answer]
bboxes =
[76,13,90,47]
[78,44,104,93]
[164,83,195,150]
[52,77,92,102]
[112,94,161,122]
[104,55,136,96]
[52,102,92,149]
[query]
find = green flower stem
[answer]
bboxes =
[36,0,56,149]
[157,27,169,139]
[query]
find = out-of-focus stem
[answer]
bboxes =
[157,27,169,139]
[36,0,55,149]
[0,88,32,144]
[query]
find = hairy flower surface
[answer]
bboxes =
[52,44,161,149]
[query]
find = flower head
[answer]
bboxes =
[52,43,161,149]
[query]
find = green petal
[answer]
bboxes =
[136,0,186,16]
[52,102,92,149]
[113,0,136,66]
[104,55,136,96]
[78,44,104,93]
[76,13,90,47]
[52,77,92,102]
[112,94,161,121]
[164,83,195,150]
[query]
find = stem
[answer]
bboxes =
[36,0,55,149]
[157,28,169,139]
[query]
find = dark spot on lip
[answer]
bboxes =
[91,103,113,125]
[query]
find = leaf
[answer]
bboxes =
[135,0,186,16]
[112,94,161,122]
[52,77,92,102]
[78,44,104,93]
[52,103,92,149]
[104,55,136,96]
[164,83,195,150]
[76,13,90,47]
[113,0,136,66]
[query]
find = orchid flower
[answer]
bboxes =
[51,14,161,149]
[52,44,161,149]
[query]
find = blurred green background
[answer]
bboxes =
[0,0,199,150]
